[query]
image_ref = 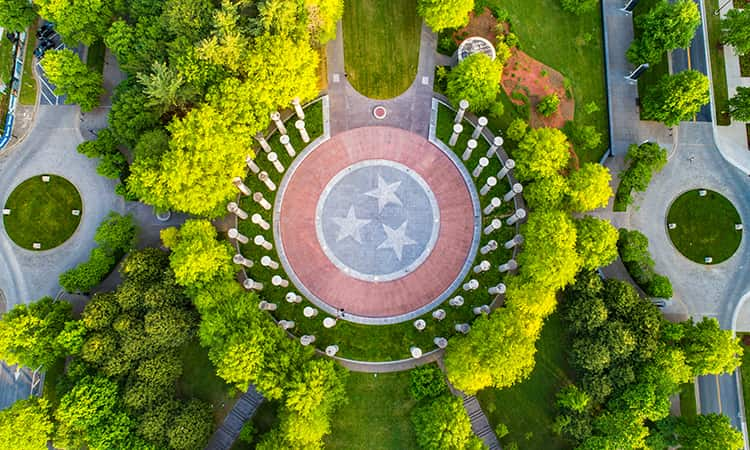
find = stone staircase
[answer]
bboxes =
[204,385,265,450]
[462,394,502,450]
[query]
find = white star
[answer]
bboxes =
[365,175,402,212]
[378,221,416,261]
[331,206,370,243]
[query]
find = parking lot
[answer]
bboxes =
[33,24,69,106]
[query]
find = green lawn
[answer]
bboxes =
[20,21,38,106]
[342,0,421,99]
[666,189,742,264]
[680,382,697,423]
[86,40,106,74]
[477,312,573,450]
[476,0,609,162]
[3,175,82,250]
[238,101,516,361]
[705,0,731,125]
[0,33,13,86]
[325,371,420,450]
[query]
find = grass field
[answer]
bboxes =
[3,175,82,250]
[86,40,106,74]
[342,0,421,99]
[20,22,38,105]
[705,0,731,125]
[325,371,419,450]
[477,312,573,450]
[475,0,609,162]
[667,189,742,264]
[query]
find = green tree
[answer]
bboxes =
[561,0,598,15]
[0,397,53,449]
[523,174,567,211]
[161,220,235,289]
[642,70,710,126]
[410,364,449,401]
[59,247,116,293]
[446,53,502,113]
[518,210,581,291]
[627,0,700,65]
[556,385,591,413]
[137,399,178,446]
[0,0,36,32]
[505,118,528,141]
[411,395,477,450]
[94,212,137,257]
[574,216,619,270]
[120,248,170,286]
[0,296,71,369]
[513,127,570,181]
[161,0,214,42]
[723,8,750,56]
[566,163,613,212]
[133,129,171,163]
[137,61,188,114]
[675,413,744,450]
[305,0,345,46]
[417,0,474,32]
[108,78,161,148]
[36,0,113,45]
[167,400,213,450]
[537,93,560,117]
[728,86,750,122]
[563,121,602,153]
[681,317,742,376]
[144,306,195,349]
[40,49,103,112]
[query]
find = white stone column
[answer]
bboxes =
[300,335,316,346]
[271,111,287,134]
[432,309,446,320]
[499,259,518,273]
[503,183,523,202]
[463,279,479,291]
[449,123,463,147]
[506,208,527,225]
[483,197,502,215]
[455,323,470,334]
[484,218,502,235]
[473,260,491,273]
[271,275,289,287]
[434,337,448,348]
[267,152,285,173]
[480,176,497,196]
[227,202,248,220]
[258,171,277,191]
[259,301,278,311]
[455,99,469,123]
[497,159,515,179]
[254,133,272,153]
[410,346,423,358]
[462,139,478,161]
[504,234,524,249]
[253,192,272,210]
[295,120,310,143]
[472,116,488,139]
[261,255,280,270]
[232,177,251,196]
[414,319,426,331]
[292,97,305,119]
[233,253,254,268]
[325,345,339,356]
[228,228,249,244]
[480,240,498,255]
[279,135,296,158]
[473,305,491,315]
[246,156,260,174]
[243,278,263,291]
[488,283,506,295]
[303,306,318,318]
[285,292,302,303]
[278,320,295,330]
[251,213,271,230]
[254,235,273,250]
[323,317,337,328]
[472,157,489,178]
[487,136,504,158]
[449,295,464,307]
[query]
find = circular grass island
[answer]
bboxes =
[3,175,82,250]
[666,189,742,264]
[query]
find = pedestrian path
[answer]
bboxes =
[204,385,264,450]
[462,394,501,450]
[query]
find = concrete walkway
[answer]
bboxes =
[204,385,264,450]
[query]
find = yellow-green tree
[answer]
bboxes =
[566,163,613,212]
[513,127,571,182]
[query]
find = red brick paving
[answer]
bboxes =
[278,127,476,319]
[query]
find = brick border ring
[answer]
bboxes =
[274,127,482,325]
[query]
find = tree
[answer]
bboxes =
[566,163,613,212]
[59,247,116,293]
[0,0,36,32]
[563,121,602,153]
[626,0,700,65]
[446,53,502,113]
[417,0,474,32]
[574,216,619,270]
[537,93,560,117]
[675,413,744,450]
[161,0,214,43]
[161,220,235,290]
[556,385,591,413]
[144,306,195,349]
[410,364,449,401]
[642,70,709,126]
[305,0,345,46]
[518,210,581,291]
[94,212,137,257]
[512,127,570,181]
[36,0,113,45]
[723,8,750,56]
[681,317,742,376]
[40,49,103,112]
[0,296,72,369]
[167,400,213,450]
[0,397,53,449]
[728,86,750,122]
[523,174,567,211]
[411,395,477,450]
[136,61,188,114]
[506,118,528,141]
[108,78,161,148]
[561,0,598,15]
[137,399,178,446]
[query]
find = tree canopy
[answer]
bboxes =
[642,70,710,126]
[0,0,36,32]
[0,397,53,449]
[446,53,503,114]
[512,127,571,181]
[411,395,481,450]
[627,0,700,65]
[417,0,474,32]
[36,0,113,45]
[723,8,750,56]
[728,86,750,122]
[40,49,104,112]
[566,163,613,212]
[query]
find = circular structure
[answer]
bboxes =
[3,175,82,250]
[667,189,742,264]
[275,127,481,324]
[373,105,387,120]
[457,37,496,62]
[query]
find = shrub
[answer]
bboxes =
[563,121,602,153]
[59,248,116,293]
[617,228,673,298]
[614,142,667,211]
[409,364,448,401]
[506,118,528,141]
[437,30,458,56]
[536,93,560,117]
[504,32,519,48]
[94,213,137,257]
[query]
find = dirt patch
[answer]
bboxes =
[502,49,575,129]
[453,8,498,46]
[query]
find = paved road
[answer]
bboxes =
[670,0,711,122]
[698,372,745,432]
